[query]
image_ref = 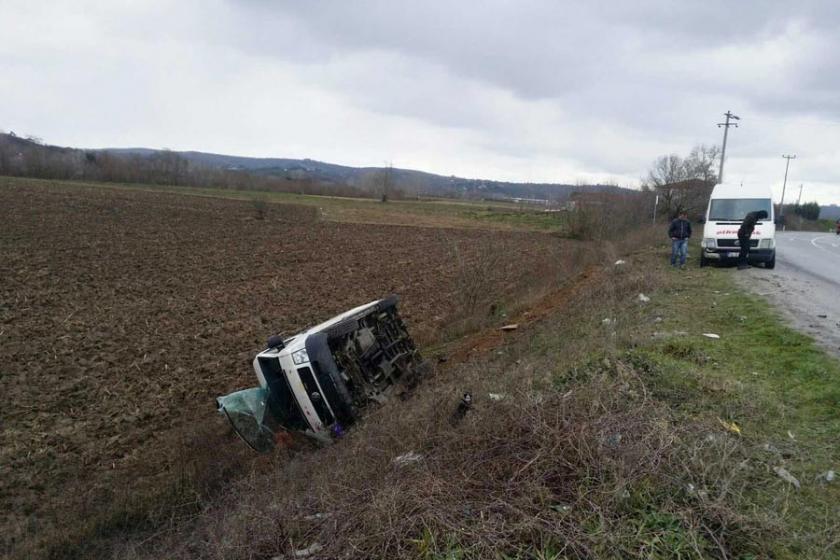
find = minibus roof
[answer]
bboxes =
[710,183,772,200]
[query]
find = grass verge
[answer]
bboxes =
[630,262,840,558]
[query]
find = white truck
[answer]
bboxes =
[217,296,429,452]
[699,183,776,268]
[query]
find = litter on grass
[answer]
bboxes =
[652,331,688,338]
[638,293,650,303]
[762,443,780,454]
[773,466,801,490]
[719,418,742,436]
[817,470,836,483]
[393,451,424,466]
[293,543,323,558]
[702,333,721,339]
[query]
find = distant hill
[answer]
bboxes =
[820,204,840,220]
[2,132,632,201]
[104,147,629,201]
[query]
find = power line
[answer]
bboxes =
[746,114,840,129]
[717,111,739,184]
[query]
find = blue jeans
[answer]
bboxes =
[671,239,688,266]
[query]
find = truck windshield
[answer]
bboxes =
[709,198,772,221]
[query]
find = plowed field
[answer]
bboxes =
[0,180,592,557]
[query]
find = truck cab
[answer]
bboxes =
[217,296,428,452]
[700,183,776,268]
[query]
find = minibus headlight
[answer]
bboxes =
[291,349,310,365]
[758,238,775,249]
[702,238,716,249]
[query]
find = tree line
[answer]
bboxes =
[0,132,393,199]
[779,201,821,221]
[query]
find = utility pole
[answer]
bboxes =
[794,184,804,229]
[652,194,659,226]
[779,154,796,228]
[380,160,393,202]
[717,111,740,184]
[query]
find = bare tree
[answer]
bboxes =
[643,144,719,218]
[684,144,720,183]
[643,154,687,216]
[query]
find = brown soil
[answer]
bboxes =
[0,180,594,558]
[448,265,604,363]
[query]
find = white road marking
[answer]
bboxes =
[809,235,840,259]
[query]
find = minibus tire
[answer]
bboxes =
[765,256,775,269]
[699,255,708,268]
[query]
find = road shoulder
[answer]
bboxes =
[734,265,840,359]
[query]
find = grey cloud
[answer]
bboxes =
[2,0,839,202]
[226,0,840,148]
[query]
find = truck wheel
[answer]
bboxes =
[699,254,708,268]
[765,256,775,269]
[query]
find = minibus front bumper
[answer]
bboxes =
[703,248,775,263]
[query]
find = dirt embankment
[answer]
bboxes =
[0,180,601,558]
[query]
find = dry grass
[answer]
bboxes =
[440,232,601,341]
[565,194,655,242]
[118,351,759,560]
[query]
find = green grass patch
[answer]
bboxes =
[526,249,840,558]
[623,265,840,558]
[459,207,568,232]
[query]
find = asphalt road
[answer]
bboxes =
[735,231,840,358]
[777,231,840,283]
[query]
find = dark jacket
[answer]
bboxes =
[668,218,692,240]
[738,210,768,239]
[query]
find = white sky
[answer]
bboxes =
[1,0,839,204]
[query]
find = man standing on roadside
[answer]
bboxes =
[668,211,692,269]
[737,210,769,270]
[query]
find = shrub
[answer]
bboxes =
[251,196,268,220]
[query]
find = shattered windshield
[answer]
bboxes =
[217,387,276,453]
